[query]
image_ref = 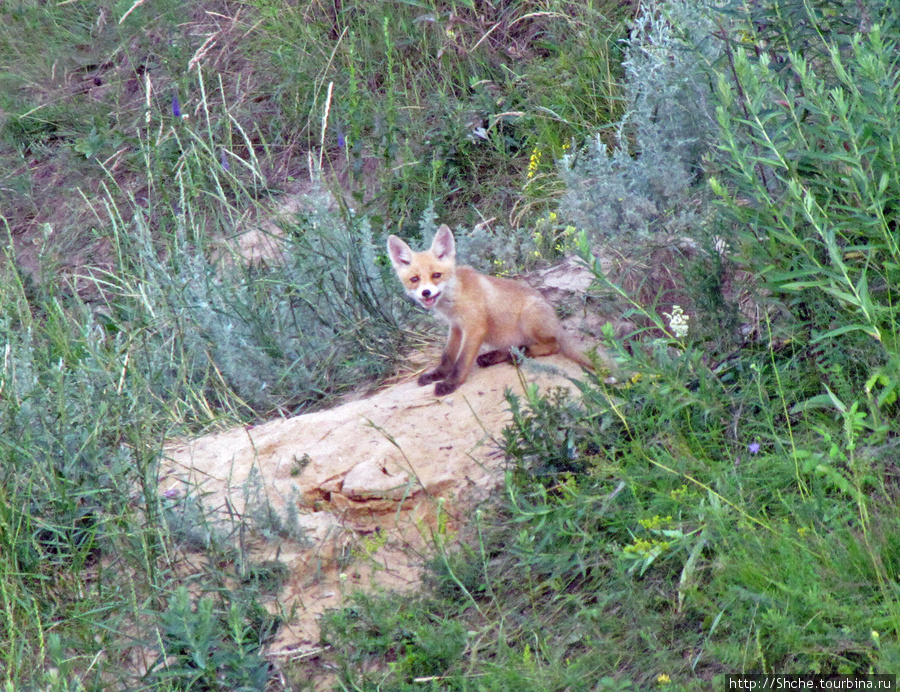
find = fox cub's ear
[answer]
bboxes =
[387,235,413,268]
[430,224,455,261]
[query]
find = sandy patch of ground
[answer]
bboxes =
[161,353,589,662]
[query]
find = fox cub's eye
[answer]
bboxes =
[431,272,442,280]
[410,276,419,284]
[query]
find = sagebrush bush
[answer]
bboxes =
[97,192,406,417]
[559,0,721,242]
[0,263,172,686]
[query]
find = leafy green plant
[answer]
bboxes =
[152,586,275,691]
[321,591,467,689]
[0,263,174,688]
[713,21,900,334]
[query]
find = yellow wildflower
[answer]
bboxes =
[527,147,542,178]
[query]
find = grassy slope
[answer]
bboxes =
[1,0,899,691]
[317,1,900,690]
[0,1,630,689]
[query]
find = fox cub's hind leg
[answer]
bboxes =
[520,302,563,359]
[522,336,561,358]
[476,303,563,368]
[476,350,513,367]
[475,336,561,369]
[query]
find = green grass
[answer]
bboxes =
[0,1,632,688]
[2,0,898,689]
[1,0,628,254]
[319,320,900,689]
[315,1,900,690]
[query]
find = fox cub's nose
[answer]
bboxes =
[421,289,432,298]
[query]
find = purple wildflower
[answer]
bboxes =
[220,148,230,171]
[337,130,346,149]
[172,94,181,118]
[748,442,760,454]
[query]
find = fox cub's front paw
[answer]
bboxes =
[434,380,459,397]
[417,370,444,386]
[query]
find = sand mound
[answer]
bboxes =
[161,355,588,658]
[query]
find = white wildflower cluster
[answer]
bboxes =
[664,305,690,339]
[712,235,731,256]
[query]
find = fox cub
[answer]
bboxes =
[387,224,594,396]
